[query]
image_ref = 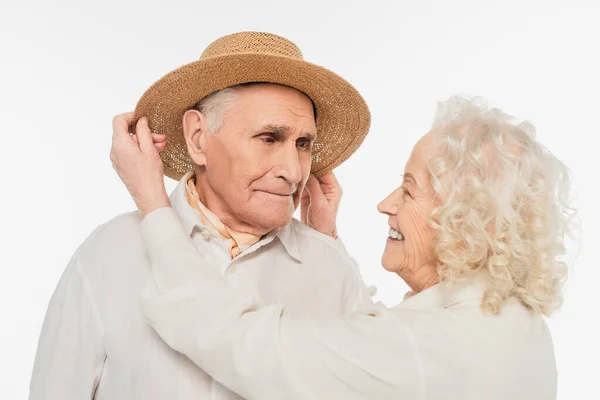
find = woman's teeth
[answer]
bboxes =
[388,227,404,241]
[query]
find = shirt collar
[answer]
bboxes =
[170,171,205,237]
[273,221,302,262]
[397,277,488,310]
[169,171,302,263]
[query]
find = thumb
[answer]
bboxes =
[317,171,339,189]
[305,174,326,204]
[300,186,310,223]
[136,117,155,153]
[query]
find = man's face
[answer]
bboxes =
[195,84,316,235]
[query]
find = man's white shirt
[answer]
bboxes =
[29,175,373,399]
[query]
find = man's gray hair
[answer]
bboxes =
[194,82,316,134]
[194,83,256,134]
[194,87,238,134]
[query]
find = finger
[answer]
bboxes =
[112,112,135,143]
[136,117,155,153]
[154,141,167,152]
[300,188,309,223]
[317,171,342,204]
[300,177,313,223]
[305,174,326,203]
[112,112,134,130]
[316,171,340,188]
[152,133,167,143]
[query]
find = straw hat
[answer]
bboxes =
[132,31,371,180]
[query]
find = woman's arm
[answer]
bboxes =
[140,207,419,400]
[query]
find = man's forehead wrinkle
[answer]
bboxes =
[286,105,315,119]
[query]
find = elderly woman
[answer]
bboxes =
[111,96,574,399]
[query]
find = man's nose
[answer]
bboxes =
[273,144,302,184]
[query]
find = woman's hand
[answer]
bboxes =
[110,112,170,218]
[300,172,342,239]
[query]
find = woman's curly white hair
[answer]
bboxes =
[427,96,576,315]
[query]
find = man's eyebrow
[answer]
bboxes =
[258,124,317,141]
[259,124,288,135]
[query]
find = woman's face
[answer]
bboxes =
[377,132,438,275]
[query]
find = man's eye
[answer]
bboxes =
[297,139,312,150]
[402,188,411,198]
[260,135,276,143]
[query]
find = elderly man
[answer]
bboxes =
[30,32,372,399]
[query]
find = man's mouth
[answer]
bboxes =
[258,190,295,197]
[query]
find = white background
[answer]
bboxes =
[1,0,599,398]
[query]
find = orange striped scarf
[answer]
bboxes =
[185,174,260,259]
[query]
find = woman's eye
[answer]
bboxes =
[402,188,411,198]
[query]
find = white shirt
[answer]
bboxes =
[139,207,558,400]
[29,177,372,400]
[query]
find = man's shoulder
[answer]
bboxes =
[286,219,373,306]
[287,218,356,267]
[72,210,143,264]
[287,218,338,246]
[56,211,160,323]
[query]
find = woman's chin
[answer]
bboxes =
[381,240,406,271]
[381,253,400,272]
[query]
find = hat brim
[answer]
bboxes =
[132,53,371,180]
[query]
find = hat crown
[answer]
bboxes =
[200,31,304,61]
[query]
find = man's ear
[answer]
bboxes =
[183,109,209,166]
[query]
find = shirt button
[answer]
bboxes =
[229,265,237,274]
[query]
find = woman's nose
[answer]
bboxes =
[377,190,398,216]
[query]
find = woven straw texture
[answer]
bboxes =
[132,32,371,180]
